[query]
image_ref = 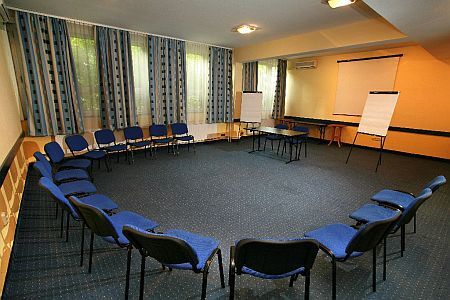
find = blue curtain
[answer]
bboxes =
[272,59,287,119]
[207,47,233,123]
[96,26,136,129]
[242,61,258,91]
[148,36,187,125]
[16,12,84,136]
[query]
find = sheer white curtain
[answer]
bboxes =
[186,42,209,124]
[67,22,101,131]
[130,34,151,126]
[258,59,278,120]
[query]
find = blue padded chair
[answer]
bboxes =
[33,161,97,198]
[65,134,110,172]
[122,226,225,300]
[94,129,129,163]
[229,238,319,300]
[282,126,309,159]
[305,210,401,299]
[124,126,152,163]
[150,124,175,155]
[350,188,432,257]
[68,197,159,298]
[171,123,195,153]
[34,151,90,183]
[263,124,288,154]
[44,141,91,172]
[371,175,447,233]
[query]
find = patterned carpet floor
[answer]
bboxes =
[3,138,450,299]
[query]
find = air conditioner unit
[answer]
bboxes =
[0,4,11,24]
[295,60,317,69]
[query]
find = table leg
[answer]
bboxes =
[328,126,336,146]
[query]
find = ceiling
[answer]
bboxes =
[4,0,379,48]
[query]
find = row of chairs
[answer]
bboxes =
[32,149,446,299]
[264,124,309,159]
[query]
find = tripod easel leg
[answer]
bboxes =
[346,132,359,164]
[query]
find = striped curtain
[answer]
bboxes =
[207,47,233,123]
[15,11,84,136]
[148,36,187,125]
[242,61,258,91]
[96,26,136,129]
[272,59,287,119]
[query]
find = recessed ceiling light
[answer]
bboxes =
[323,0,357,8]
[232,24,260,35]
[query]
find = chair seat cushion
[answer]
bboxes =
[83,150,106,159]
[153,138,173,144]
[105,144,127,152]
[162,229,219,271]
[103,211,159,246]
[60,159,91,170]
[350,204,400,224]
[241,266,305,279]
[79,194,119,211]
[175,136,194,142]
[54,169,90,182]
[58,180,97,197]
[305,223,363,260]
[371,190,415,209]
[129,140,151,148]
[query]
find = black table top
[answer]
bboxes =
[249,126,308,137]
[279,119,328,127]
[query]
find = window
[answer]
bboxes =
[131,34,151,126]
[186,43,209,124]
[258,59,278,119]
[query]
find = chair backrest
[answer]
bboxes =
[44,141,65,163]
[65,135,89,152]
[95,129,116,146]
[122,225,200,270]
[68,196,119,239]
[275,124,288,130]
[33,152,52,172]
[124,126,144,140]
[33,161,53,180]
[39,177,79,218]
[424,175,447,192]
[396,188,433,228]
[234,238,319,276]
[292,126,309,133]
[150,124,168,137]
[345,210,401,256]
[171,123,188,135]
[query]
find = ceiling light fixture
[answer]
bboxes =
[232,24,260,34]
[324,0,357,8]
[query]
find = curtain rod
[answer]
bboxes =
[337,54,403,63]
[6,6,233,50]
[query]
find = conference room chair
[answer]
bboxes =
[94,129,129,163]
[229,238,319,300]
[350,188,432,257]
[44,141,92,173]
[34,151,91,183]
[65,134,110,172]
[171,123,195,153]
[68,196,159,298]
[124,126,152,163]
[122,226,225,300]
[33,162,97,198]
[150,124,176,156]
[371,175,446,233]
[263,123,288,154]
[304,211,401,299]
[282,126,309,159]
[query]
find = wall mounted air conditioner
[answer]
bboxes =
[295,60,317,69]
[0,4,11,24]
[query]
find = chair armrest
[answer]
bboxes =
[392,189,415,197]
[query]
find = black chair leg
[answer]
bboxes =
[65,213,70,242]
[305,273,310,300]
[80,222,85,267]
[289,275,295,287]
[201,269,209,300]
[139,255,145,300]
[217,249,225,288]
[372,247,377,292]
[332,257,336,300]
[60,210,64,238]
[55,203,58,219]
[383,238,387,281]
[271,140,274,151]
[229,267,235,300]
[88,231,94,273]
[413,213,417,233]
[125,246,132,300]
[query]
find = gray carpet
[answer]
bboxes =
[3,138,450,299]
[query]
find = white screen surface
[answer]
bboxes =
[240,92,263,123]
[334,56,400,116]
[358,92,399,137]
